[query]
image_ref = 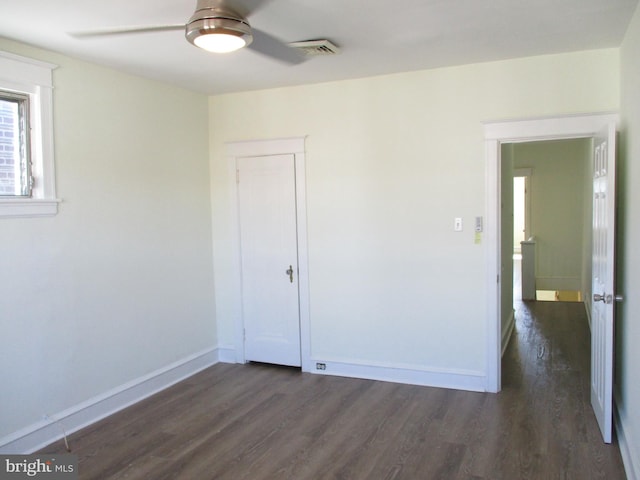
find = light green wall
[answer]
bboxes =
[500,144,515,343]
[582,138,594,322]
[618,3,640,476]
[0,39,216,439]
[512,139,592,292]
[209,49,619,374]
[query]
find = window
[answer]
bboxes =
[0,51,58,218]
[0,90,32,197]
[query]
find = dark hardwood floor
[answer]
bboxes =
[41,300,627,479]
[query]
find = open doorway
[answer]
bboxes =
[513,176,526,253]
[485,114,619,444]
[512,170,531,302]
[483,113,618,394]
[509,140,591,306]
[509,142,590,304]
[513,170,530,255]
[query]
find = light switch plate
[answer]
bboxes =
[454,217,463,232]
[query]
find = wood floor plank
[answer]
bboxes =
[40,300,628,479]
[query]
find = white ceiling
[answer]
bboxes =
[0,0,637,95]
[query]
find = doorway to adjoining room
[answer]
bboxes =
[511,150,585,303]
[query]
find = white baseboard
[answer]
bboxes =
[0,347,221,454]
[615,403,639,480]
[501,309,515,357]
[212,347,484,392]
[308,357,486,392]
[216,345,236,363]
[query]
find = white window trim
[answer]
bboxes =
[0,51,59,218]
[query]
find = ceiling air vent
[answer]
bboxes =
[288,39,341,56]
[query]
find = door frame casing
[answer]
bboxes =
[226,137,311,372]
[483,113,618,393]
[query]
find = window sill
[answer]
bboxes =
[0,198,61,218]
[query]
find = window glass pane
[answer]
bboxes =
[0,92,31,197]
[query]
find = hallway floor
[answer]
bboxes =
[504,299,626,478]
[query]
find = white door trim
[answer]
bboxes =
[226,137,311,372]
[483,113,618,393]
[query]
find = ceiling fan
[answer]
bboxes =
[69,0,305,64]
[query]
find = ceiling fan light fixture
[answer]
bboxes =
[193,31,248,53]
[185,8,253,54]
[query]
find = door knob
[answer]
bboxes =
[615,294,624,303]
[594,293,605,303]
[286,265,294,283]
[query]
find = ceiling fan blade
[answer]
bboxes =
[69,24,185,38]
[249,28,306,65]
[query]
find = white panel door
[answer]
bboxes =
[590,122,617,444]
[237,154,301,367]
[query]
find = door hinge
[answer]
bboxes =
[243,328,246,341]
[497,274,500,284]
[236,169,240,184]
